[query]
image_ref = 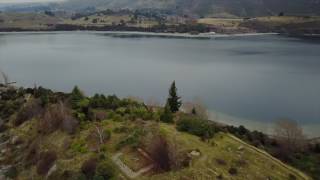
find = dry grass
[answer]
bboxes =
[198,18,243,27]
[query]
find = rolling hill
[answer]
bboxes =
[1,0,320,17]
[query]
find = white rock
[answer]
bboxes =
[190,150,201,156]
[46,163,57,179]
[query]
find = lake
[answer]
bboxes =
[1,32,320,137]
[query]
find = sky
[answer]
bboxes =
[0,0,65,4]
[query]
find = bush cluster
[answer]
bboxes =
[81,158,98,178]
[176,116,217,140]
[36,151,57,175]
[14,99,44,126]
[38,102,78,134]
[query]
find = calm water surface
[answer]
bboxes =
[1,32,320,136]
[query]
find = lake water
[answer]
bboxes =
[1,32,320,137]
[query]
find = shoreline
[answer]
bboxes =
[208,110,320,138]
[0,30,280,39]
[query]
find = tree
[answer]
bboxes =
[160,103,173,123]
[191,107,196,115]
[182,98,208,119]
[70,86,84,109]
[274,119,306,153]
[166,81,182,113]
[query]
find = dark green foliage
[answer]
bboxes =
[95,160,117,179]
[40,93,49,107]
[116,128,145,150]
[0,88,25,119]
[89,94,121,110]
[176,116,216,140]
[288,153,320,180]
[70,86,85,109]
[166,81,182,113]
[160,103,173,123]
[191,107,197,115]
[4,166,18,178]
[226,125,268,147]
[81,158,98,178]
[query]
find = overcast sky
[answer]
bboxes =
[0,0,65,4]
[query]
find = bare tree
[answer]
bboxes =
[182,97,208,119]
[274,119,306,152]
[0,69,9,85]
[87,123,110,152]
[146,97,161,107]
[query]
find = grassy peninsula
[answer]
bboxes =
[0,81,319,180]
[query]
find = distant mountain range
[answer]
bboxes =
[1,0,320,17]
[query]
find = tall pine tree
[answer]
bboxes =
[166,81,182,113]
[70,86,84,109]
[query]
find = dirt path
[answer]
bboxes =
[111,153,154,179]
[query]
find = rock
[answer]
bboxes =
[0,149,7,154]
[10,136,19,145]
[190,150,201,157]
[238,145,244,151]
[46,163,58,179]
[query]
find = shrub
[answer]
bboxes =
[81,158,98,178]
[62,115,79,134]
[24,141,40,166]
[87,125,111,151]
[36,151,57,175]
[14,100,43,126]
[70,138,88,153]
[160,103,173,123]
[113,114,122,121]
[228,167,238,175]
[113,126,130,133]
[95,160,117,179]
[38,102,78,134]
[116,128,144,150]
[147,134,171,172]
[144,127,190,172]
[4,166,18,178]
[216,174,223,180]
[70,86,85,109]
[176,116,216,140]
[90,110,108,121]
[215,158,227,166]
